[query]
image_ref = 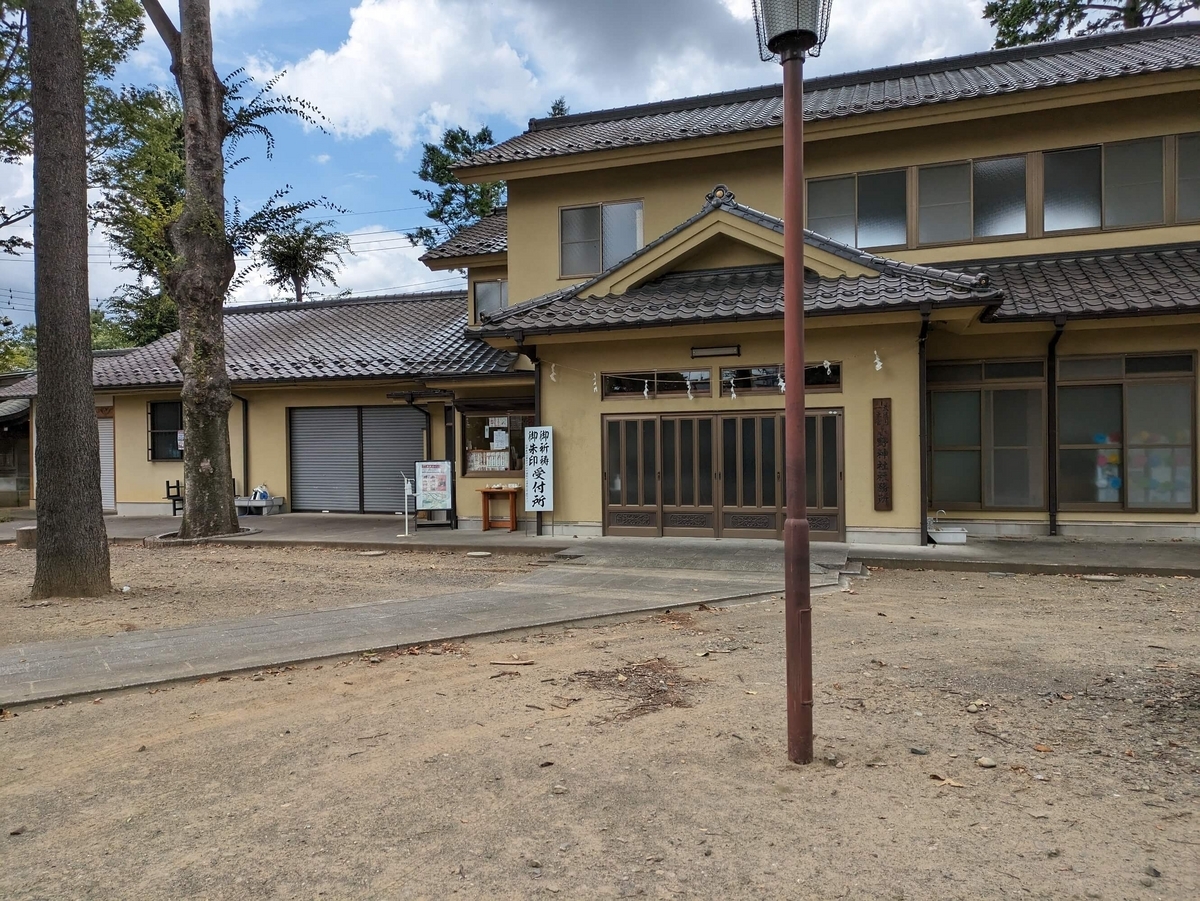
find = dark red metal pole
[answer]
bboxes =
[781,44,813,765]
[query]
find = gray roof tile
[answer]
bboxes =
[0,291,516,397]
[462,24,1200,170]
[421,208,508,262]
[974,245,1200,320]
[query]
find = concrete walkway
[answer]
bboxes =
[1,544,853,707]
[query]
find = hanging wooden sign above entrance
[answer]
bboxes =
[873,398,893,512]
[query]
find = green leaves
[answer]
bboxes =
[256,219,351,304]
[406,125,506,251]
[984,0,1198,48]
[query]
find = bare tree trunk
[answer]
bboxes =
[1124,0,1146,28]
[292,275,302,304]
[28,0,111,598]
[144,0,238,539]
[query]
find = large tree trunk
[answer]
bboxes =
[28,0,111,597]
[292,274,302,305]
[1123,0,1146,28]
[149,0,238,539]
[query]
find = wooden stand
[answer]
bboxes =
[478,488,520,532]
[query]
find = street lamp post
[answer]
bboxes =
[752,0,832,766]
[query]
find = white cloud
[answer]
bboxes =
[258,0,1001,148]
[313,153,332,165]
[212,0,262,20]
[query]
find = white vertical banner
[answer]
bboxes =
[524,425,553,512]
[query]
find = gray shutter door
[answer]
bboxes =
[289,407,361,512]
[97,418,116,513]
[362,406,425,513]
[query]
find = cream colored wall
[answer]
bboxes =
[504,91,1200,305]
[110,384,447,508]
[670,236,781,272]
[536,322,922,535]
[111,392,245,504]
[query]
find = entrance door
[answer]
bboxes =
[805,410,844,542]
[661,416,717,537]
[603,417,660,536]
[602,410,844,541]
[719,413,782,538]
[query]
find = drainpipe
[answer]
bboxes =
[1047,318,1066,537]
[231,393,250,497]
[918,306,932,547]
[401,392,433,521]
[445,394,457,529]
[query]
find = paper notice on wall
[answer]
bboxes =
[489,416,508,428]
[524,426,554,512]
[491,429,509,451]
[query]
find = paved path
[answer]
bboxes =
[1,550,843,707]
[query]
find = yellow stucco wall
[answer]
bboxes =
[108,383,447,511]
[535,321,922,538]
[501,91,1200,306]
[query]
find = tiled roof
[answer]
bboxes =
[0,291,517,397]
[974,245,1200,321]
[462,24,1200,170]
[420,208,509,262]
[470,187,997,338]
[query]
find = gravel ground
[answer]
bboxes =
[1,569,1197,900]
[0,545,541,645]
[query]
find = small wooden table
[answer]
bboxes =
[478,487,521,532]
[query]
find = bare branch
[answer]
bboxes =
[140,0,181,78]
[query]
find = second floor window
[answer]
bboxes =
[561,200,644,277]
[807,170,906,249]
[1045,138,1164,232]
[474,279,507,320]
[918,156,1027,245]
[1179,132,1200,222]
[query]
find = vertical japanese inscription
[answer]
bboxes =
[873,398,892,512]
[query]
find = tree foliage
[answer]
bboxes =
[0,0,143,253]
[548,96,570,117]
[406,125,505,250]
[257,218,351,304]
[0,309,131,371]
[984,0,1198,47]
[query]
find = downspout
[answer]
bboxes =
[918,306,932,547]
[1047,318,1066,537]
[231,393,250,497]
[445,394,457,529]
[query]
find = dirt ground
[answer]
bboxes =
[0,545,541,645]
[2,569,1197,900]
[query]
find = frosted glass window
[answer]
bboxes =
[857,170,907,247]
[1104,139,1163,227]
[932,452,981,505]
[1059,385,1122,446]
[1058,385,1123,505]
[1178,133,1200,221]
[602,201,643,269]
[1044,147,1102,232]
[919,163,972,244]
[561,206,601,276]
[474,280,507,320]
[807,176,856,245]
[974,156,1027,237]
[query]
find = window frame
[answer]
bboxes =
[806,169,908,252]
[147,400,184,462]
[472,278,508,323]
[916,154,1029,248]
[558,198,645,280]
[718,363,843,397]
[1042,139,1168,236]
[927,359,1048,512]
[601,369,714,401]
[461,412,536,478]
[1056,353,1197,514]
[1177,132,1200,225]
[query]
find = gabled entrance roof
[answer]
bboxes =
[471,187,999,340]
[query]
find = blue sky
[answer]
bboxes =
[0,0,1035,324]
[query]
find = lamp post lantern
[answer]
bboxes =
[752,0,832,766]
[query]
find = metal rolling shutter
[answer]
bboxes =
[289,407,361,512]
[97,418,116,513]
[362,406,425,513]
